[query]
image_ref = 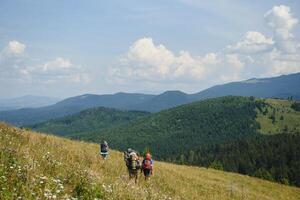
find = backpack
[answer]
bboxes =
[143,159,152,170]
[101,144,108,152]
[130,153,137,169]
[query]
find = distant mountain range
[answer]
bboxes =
[0,95,60,111]
[191,72,300,100]
[0,72,299,125]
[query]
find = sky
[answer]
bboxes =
[0,0,300,98]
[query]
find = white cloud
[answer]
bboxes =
[109,5,300,91]
[6,40,26,55]
[43,57,73,71]
[109,38,245,88]
[0,41,91,85]
[261,48,300,76]
[0,40,27,78]
[23,57,91,84]
[226,5,300,77]
[110,38,209,82]
[264,5,298,40]
[227,31,274,54]
[226,54,244,70]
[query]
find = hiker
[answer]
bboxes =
[100,140,109,159]
[124,148,141,183]
[141,153,153,180]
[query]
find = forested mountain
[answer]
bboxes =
[1,72,299,126]
[31,107,149,138]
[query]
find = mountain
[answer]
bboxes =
[192,72,300,100]
[0,93,154,126]
[1,72,299,126]
[32,96,300,186]
[1,123,299,200]
[129,90,191,112]
[0,95,60,111]
[31,107,150,138]
[55,92,154,109]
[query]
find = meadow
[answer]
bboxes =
[1,123,300,200]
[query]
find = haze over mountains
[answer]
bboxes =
[0,72,299,126]
[0,95,60,111]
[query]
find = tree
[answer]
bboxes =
[188,150,195,163]
[179,154,185,164]
[291,102,300,111]
[280,115,284,120]
[209,160,223,170]
[254,168,274,181]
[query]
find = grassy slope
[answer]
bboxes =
[1,123,300,200]
[256,99,300,134]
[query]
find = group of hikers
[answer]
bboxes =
[100,141,153,183]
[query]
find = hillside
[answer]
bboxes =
[1,73,299,126]
[1,123,299,200]
[78,96,300,151]
[32,96,300,186]
[256,99,300,134]
[31,107,150,138]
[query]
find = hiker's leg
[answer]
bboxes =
[135,174,138,183]
[135,170,138,183]
[129,171,133,179]
[144,169,150,181]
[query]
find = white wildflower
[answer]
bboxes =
[59,184,64,190]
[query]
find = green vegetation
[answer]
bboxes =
[256,99,300,134]
[184,134,300,186]
[1,123,300,200]
[31,96,300,186]
[31,107,149,139]
[95,96,260,156]
[291,101,300,111]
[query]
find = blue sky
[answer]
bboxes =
[0,0,300,98]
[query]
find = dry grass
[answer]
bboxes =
[1,123,300,200]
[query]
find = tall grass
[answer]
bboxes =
[1,123,300,199]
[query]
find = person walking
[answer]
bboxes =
[124,148,141,183]
[100,140,109,160]
[141,153,153,181]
